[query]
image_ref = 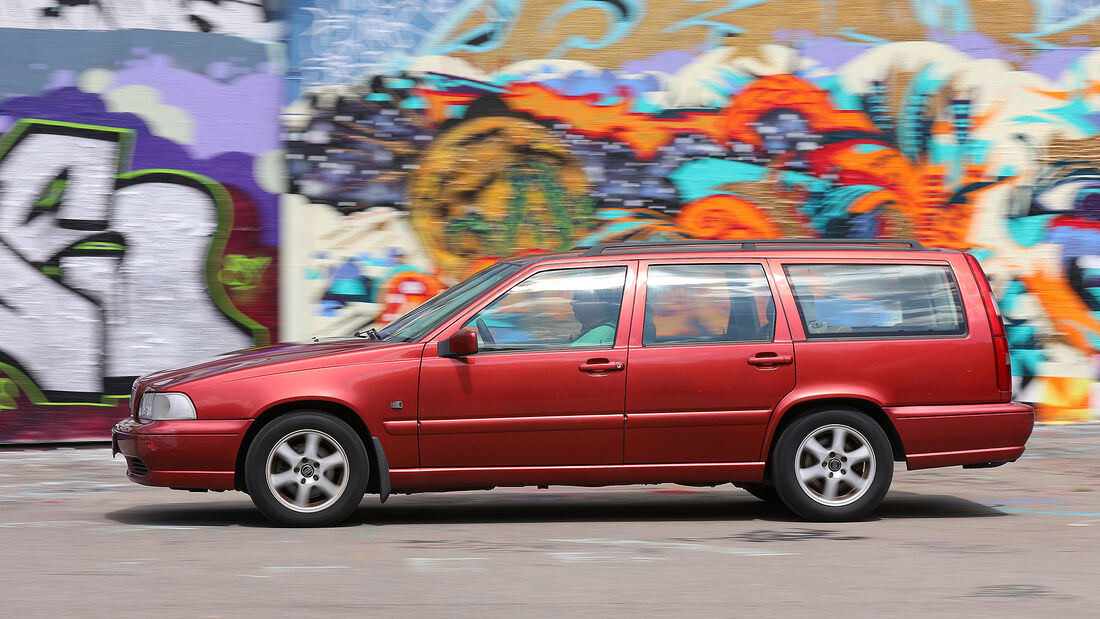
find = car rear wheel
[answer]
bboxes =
[244,412,369,527]
[773,409,893,521]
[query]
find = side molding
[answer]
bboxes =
[371,436,391,503]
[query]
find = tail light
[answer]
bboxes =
[965,253,1012,393]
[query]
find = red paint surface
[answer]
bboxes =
[110,246,1034,493]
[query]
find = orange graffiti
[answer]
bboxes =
[501,83,727,160]
[423,77,877,160]
[720,74,877,147]
[420,83,727,159]
[1036,376,1093,423]
[421,90,481,125]
[423,74,1007,250]
[378,271,446,323]
[675,194,782,239]
[819,142,999,248]
[1026,80,1100,102]
[1022,268,1100,355]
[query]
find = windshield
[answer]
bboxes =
[377,262,523,342]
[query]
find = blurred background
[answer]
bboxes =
[1,0,1098,443]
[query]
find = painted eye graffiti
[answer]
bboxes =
[1031,173,1100,218]
[1024,171,1100,313]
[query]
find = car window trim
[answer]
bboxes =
[639,261,778,348]
[426,260,640,353]
[630,258,789,349]
[780,261,970,341]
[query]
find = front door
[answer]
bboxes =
[624,260,795,464]
[418,263,636,467]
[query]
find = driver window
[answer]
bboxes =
[464,266,627,351]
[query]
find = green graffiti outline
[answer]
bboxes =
[34,174,68,209]
[0,118,135,172]
[0,118,269,409]
[0,378,17,409]
[0,363,127,408]
[118,169,269,346]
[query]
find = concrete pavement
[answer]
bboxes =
[2,424,1098,617]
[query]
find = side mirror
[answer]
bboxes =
[438,328,479,358]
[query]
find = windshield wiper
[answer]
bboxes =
[353,327,382,340]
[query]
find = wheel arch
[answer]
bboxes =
[762,397,906,477]
[234,399,383,495]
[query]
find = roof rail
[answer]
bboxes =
[573,238,925,257]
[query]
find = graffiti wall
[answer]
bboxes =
[0,21,282,441]
[284,0,1100,423]
[3,1,1099,442]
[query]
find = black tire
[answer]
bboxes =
[773,409,893,521]
[244,412,369,527]
[737,482,781,503]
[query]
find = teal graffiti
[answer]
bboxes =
[908,0,973,32]
[1016,0,1100,47]
[1001,280,1045,379]
[416,0,525,56]
[663,0,774,47]
[1014,98,1100,135]
[418,0,644,59]
[540,0,645,58]
[1008,214,1058,247]
[802,185,883,235]
[669,159,769,202]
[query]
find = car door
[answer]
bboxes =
[418,261,637,468]
[624,259,795,464]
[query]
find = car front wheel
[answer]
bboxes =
[772,409,893,521]
[244,412,369,527]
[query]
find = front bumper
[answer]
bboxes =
[887,402,1035,470]
[112,418,252,490]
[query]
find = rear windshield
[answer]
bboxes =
[784,264,966,339]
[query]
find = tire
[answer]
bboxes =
[738,482,781,503]
[772,409,893,521]
[244,412,369,527]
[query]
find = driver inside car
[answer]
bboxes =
[570,288,620,347]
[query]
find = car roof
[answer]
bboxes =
[503,239,955,266]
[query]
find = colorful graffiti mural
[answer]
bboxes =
[0,26,280,442]
[284,1,1100,422]
[4,1,1100,441]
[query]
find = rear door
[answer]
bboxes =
[624,260,795,464]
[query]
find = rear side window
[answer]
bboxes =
[784,264,966,339]
[644,264,775,346]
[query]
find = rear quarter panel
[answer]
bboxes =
[770,254,996,406]
[762,253,1000,457]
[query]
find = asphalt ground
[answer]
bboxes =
[2,424,1098,618]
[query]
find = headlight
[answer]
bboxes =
[137,392,197,420]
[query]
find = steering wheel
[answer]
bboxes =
[475,317,496,345]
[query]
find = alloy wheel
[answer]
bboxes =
[265,429,350,513]
[793,423,876,507]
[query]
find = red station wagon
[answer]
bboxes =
[113,239,1035,526]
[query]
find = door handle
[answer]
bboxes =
[579,360,625,373]
[747,354,793,367]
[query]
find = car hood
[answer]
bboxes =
[140,338,402,390]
